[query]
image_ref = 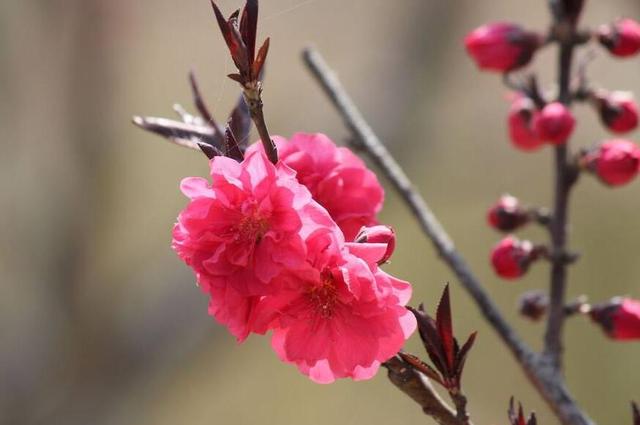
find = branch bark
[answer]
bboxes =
[302,46,594,425]
[384,356,466,425]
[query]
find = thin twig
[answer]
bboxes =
[384,356,466,425]
[302,47,594,425]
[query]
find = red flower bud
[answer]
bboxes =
[598,19,640,58]
[487,195,529,232]
[583,139,640,186]
[592,91,639,134]
[507,97,544,151]
[355,225,396,264]
[532,102,575,145]
[464,22,542,72]
[518,290,549,321]
[490,236,535,280]
[590,297,640,340]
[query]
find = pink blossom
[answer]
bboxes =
[248,133,384,241]
[172,150,338,340]
[267,230,415,383]
[355,225,396,265]
[487,194,529,232]
[464,22,541,72]
[593,91,639,134]
[590,298,640,340]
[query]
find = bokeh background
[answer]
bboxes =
[2,1,640,424]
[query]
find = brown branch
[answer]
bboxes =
[302,47,594,425]
[543,13,580,373]
[384,356,465,425]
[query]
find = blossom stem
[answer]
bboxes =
[303,46,594,425]
[243,83,278,164]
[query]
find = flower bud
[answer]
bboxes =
[355,225,396,264]
[487,195,529,232]
[518,290,549,321]
[532,102,576,145]
[598,19,640,58]
[582,139,640,186]
[508,97,544,151]
[590,297,640,340]
[464,22,542,72]
[490,236,536,280]
[592,91,639,134]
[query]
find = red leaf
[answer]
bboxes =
[197,142,218,159]
[210,1,235,52]
[227,73,243,83]
[408,306,448,376]
[252,37,270,81]
[436,284,455,372]
[455,331,477,383]
[398,352,445,387]
[240,0,258,63]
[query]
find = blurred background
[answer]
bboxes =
[2,1,640,424]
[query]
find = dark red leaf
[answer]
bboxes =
[632,401,640,425]
[189,70,219,129]
[398,352,445,386]
[252,37,270,81]
[197,142,218,159]
[228,23,250,77]
[227,73,243,83]
[210,1,235,52]
[224,125,245,161]
[455,331,477,383]
[408,306,448,376]
[436,284,455,371]
[240,0,258,63]
[228,94,251,152]
[528,412,538,425]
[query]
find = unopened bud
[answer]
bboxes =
[591,91,639,134]
[490,236,537,280]
[464,22,542,73]
[507,97,544,152]
[598,19,640,58]
[355,225,396,264]
[518,290,549,321]
[532,102,576,145]
[590,297,640,340]
[581,139,640,187]
[487,195,530,232]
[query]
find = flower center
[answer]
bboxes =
[236,214,270,243]
[307,269,338,318]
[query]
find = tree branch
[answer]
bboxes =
[302,46,594,425]
[384,356,466,425]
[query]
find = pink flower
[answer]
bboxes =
[464,22,541,72]
[172,150,338,340]
[590,298,640,340]
[593,91,639,134]
[490,235,536,280]
[583,139,640,187]
[267,230,415,383]
[248,133,384,241]
[487,195,530,232]
[532,102,576,145]
[507,97,544,151]
[598,19,640,58]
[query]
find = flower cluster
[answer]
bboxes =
[172,134,415,383]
